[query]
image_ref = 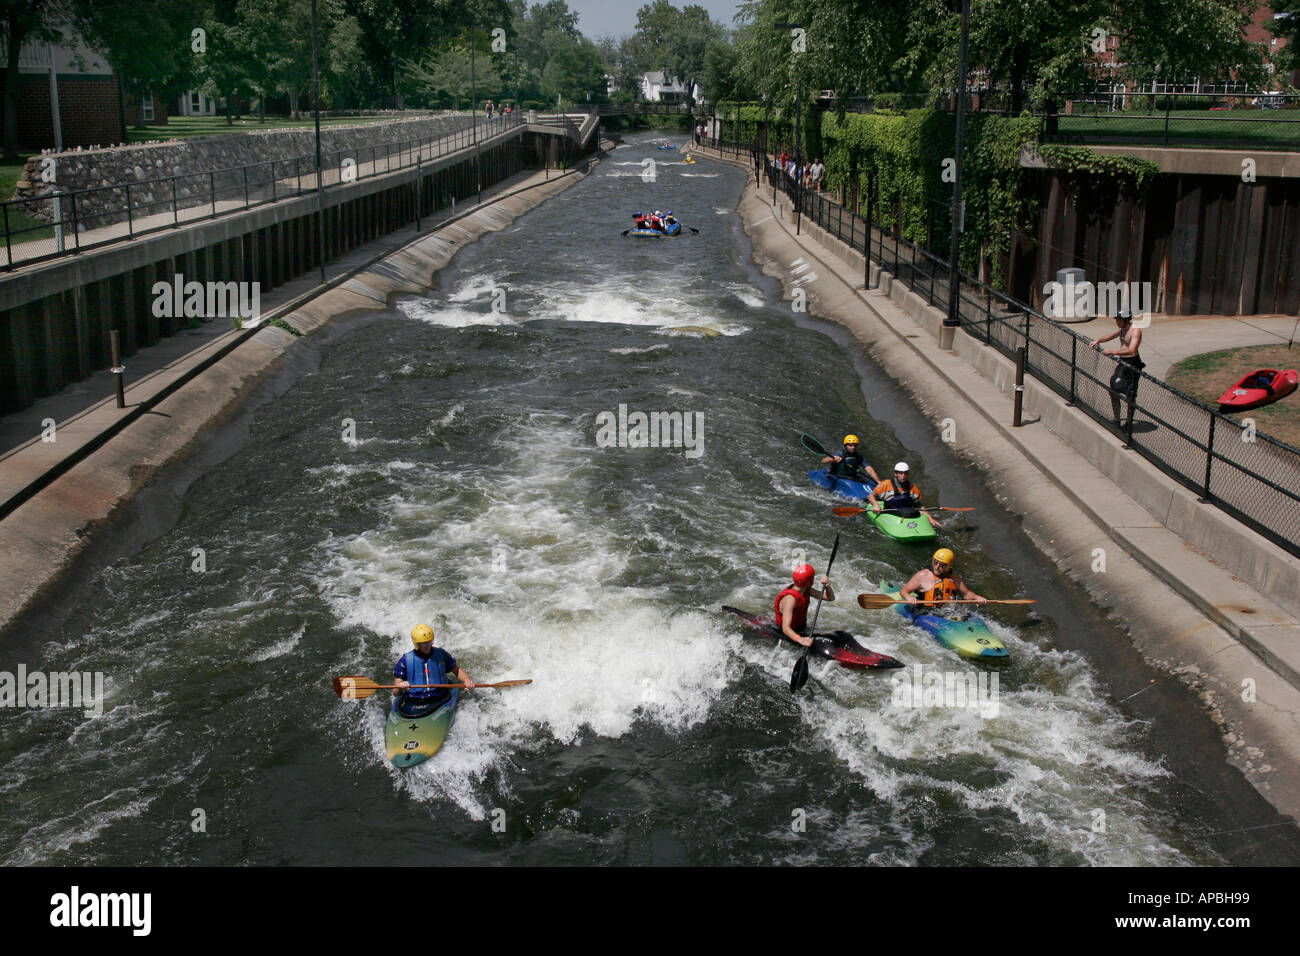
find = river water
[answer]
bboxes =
[2,134,1296,866]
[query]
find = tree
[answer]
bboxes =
[346,0,510,107]
[1109,0,1267,91]
[1269,3,1300,77]
[626,0,723,107]
[402,44,502,109]
[70,0,206,103]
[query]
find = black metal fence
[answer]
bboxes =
[727,138,1300,558]
[2,112,530,271]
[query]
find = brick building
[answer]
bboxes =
[1083,3,1295,102]
[0,25,142,152]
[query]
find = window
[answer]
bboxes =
[140,94,154,122]
[190,91,201,113]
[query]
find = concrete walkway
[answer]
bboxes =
[699,144,1300,820]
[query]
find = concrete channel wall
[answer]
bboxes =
[1,127,588,415]
[0,157,600,639]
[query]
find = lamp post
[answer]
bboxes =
[471,28,482,204]
[944,0,970,328]
[773,23,804,235]
[312,0,326,283]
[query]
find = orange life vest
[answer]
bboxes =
[923,575,958,604]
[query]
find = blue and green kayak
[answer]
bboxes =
[384,691,459,768]
[880,580,1009,660]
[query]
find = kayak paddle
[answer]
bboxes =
[856,593,1036,610]
[800,433,830,457]
[833,505,973,516]
[791,532,840,693]
[333,676,532,700]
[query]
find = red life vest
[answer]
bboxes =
[774,587,810,632]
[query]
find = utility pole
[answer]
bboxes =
[312,0,326,283]
[945,0,970,328]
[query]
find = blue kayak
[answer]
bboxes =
[809,468,873,500]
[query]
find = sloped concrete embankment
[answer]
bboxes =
[0,166,590,638]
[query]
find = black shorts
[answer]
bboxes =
[1109,361,1143,399]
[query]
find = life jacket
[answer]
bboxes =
[774,587,810,633]
[396,648,452,701]
[831,450,868,478]
[922,575,958,604]
[875,479,920,507]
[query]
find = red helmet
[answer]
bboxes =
[792,564,815,587]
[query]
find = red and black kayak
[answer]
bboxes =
[1217,368,1298,412]
[722,606,904,670]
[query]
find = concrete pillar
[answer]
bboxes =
[72,284,90,378]
[116,271,136,355]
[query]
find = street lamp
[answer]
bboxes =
[945,0,970,328]
[312,0,326,283]
[471,28,482,204]
[773,23,804,235]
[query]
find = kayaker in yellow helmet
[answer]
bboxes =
[821,434,881,483]
[393,624,475,717]
[899,548,985,609]
[868,462,943,529]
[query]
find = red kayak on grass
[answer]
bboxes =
[1216,368,1298,412]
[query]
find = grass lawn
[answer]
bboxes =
[1167,344,1300,447]
[126,114,413,143]
[1056,109,1300,148]
[0,155,55,244]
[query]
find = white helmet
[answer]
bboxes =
[894,462,910,473]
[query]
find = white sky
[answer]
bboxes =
[564,0,749,41]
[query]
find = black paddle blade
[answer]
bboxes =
[790,652,810,692]
[801,433,829,457]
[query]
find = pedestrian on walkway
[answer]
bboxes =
[810,158,825,192]
[1089,309,1145,430]
[486,100,494,119]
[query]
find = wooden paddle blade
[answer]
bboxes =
[790,653,810,692]
[333,676,381,700]
[857,593,901,610]
[833,506,866,516]
[990,599,1038,605]
[482,679,533,688]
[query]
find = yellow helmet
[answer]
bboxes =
[843,434,860,445]
[932,548,955,566]
[411,623,435,646]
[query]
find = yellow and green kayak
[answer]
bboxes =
[881,580,1009,660]
[384,691,459,768]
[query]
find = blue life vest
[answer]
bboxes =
[395,648,456,703]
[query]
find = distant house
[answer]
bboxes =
[0,23,149,150]
[639,72,704,105]
[175,89,222,117]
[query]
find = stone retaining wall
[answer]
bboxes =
[13,113,477,230]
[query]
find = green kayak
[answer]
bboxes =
[865,507,937,542]
[384,691,459,768]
